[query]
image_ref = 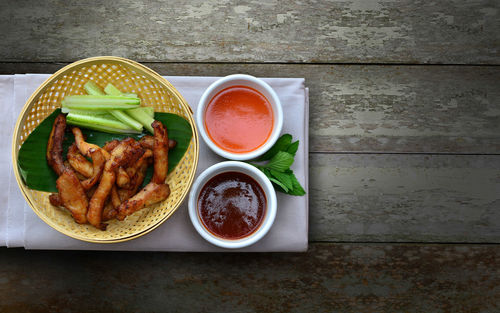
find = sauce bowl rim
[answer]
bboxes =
[196,74,284,161]
[188,161,277,249]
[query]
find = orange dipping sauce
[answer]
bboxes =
[204,85,274,154]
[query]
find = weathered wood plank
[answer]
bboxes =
[1,0,499,64]
[310,154,500,242]
[2,63,499,154]
[0,244,499,312]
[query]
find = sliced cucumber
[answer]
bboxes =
[83,81,105,96]
[126,107,155,134]
[104,83,123,96]
[66,112,140,134]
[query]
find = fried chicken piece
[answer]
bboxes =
[67,143,93,178]
[49,193,63,207]
[72,127,111,159]
[169,139,177,149]
[139,135,176,150]
[118,156,150,202]
[46,114,67,176]
[116,183,170,220]
[87,138,144,230]
[101,186,122,222]
[125,149,152,178]
[87,162,115,230]
[108,138,144,168]
[116,167,131,189]
[104,141,132,188]
[102,200,117,222]
[64,160,87,180]
[138,135,153,150]
[151,121,168,184]
[56,169,88,224]
[81,148,106,190]
[116,122,171,220]
[103,139,120,152]
[86,185,98,199]
[110,185,121,208]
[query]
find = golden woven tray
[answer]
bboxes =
[12,56,199,243]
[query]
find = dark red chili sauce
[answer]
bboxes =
[197,171,267,240]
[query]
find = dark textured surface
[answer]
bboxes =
[1,244,499,313]
[1,0,499,64]
[310,154,500,242]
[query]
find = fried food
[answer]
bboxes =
[151,120,168,184]
[116,167,131,189]
[102,201,117,222]
[103,139,120,152]
[56,169,88,224]
[72,127,111,159]
[67,143,93,178]
[87,162,115,230]
[47,116,173,229]
[87,138,144,230]
[138,135,153,150]
[46,114,67,176]
[169,139,177,149]
[116,122,170,220]
[110,185,121,208]
[81,148,106,190]
[126,149,152,178]
[116,183,170,220]
[107,138,144,168]
[49,193,63,207]
[139,135,176,150]
[118,154,150,202]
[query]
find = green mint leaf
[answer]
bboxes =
[257,134,292,161]
[266,151,294,172]
[286,140,299,156]
[287,172,306,196]
[246,133,305,196]
[268,177,289,192]
[263,168,272,177]
[270,169,293,190]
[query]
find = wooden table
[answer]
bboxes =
[1,1,499,312]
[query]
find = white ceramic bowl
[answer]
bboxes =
[188,161,277,249]
[196,74,283,161]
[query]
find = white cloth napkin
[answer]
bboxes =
[1,74,309,252]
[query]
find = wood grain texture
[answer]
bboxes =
[0,244,499,313]
[310,154,500,242]
[1,0,499,64]
[2,62,499,154]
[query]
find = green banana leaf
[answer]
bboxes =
[17,109,193,192]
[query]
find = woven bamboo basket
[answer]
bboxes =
[12,56,199,243]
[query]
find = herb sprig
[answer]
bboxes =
[248,134,306,196]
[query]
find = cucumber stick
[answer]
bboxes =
[104,83,123,96]
[142,106,154,118]
[66,112,140,134]
[62,95,140,110]
[126,107,155,134]
[83,82,143,131]
[63,81,154,134]
[123,93,138,98]
[103,84,137,98]
[83,81,105,96]
[107,110,143,131]
[102,83,155,133]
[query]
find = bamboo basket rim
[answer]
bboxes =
[11,56,199,243]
